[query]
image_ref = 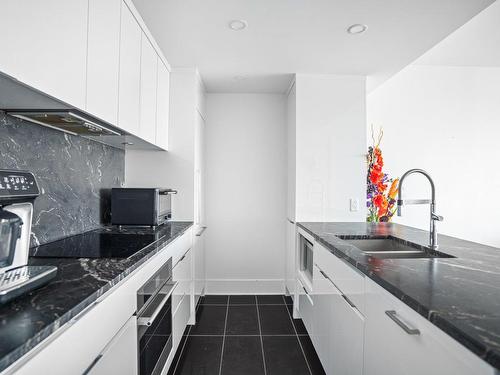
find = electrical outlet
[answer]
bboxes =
[350,198,359,212]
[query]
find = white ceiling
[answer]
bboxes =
[133,0,494,93]
[415,1,500,67]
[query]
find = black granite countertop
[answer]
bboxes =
[297,222,500,370]
[0,221,193,372]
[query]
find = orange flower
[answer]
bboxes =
[369,169,382,185]
[388,178,399,200]
[373,194,384,209]
[378,196,389,217]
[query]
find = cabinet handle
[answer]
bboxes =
[195,226,207,236]
[342,294,357,309]
[385,310,420,335]
[319,269,329,280]
[82,354,103,375]
[287,218,295,224]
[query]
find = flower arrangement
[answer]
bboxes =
[367,127,399,222]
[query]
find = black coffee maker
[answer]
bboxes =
[0,169,57,304]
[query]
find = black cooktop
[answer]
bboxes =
[30,229,160,259]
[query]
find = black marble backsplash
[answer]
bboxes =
[0,112,124,246]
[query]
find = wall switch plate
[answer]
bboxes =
[350,198,359,212]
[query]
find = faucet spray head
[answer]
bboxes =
[397,199,403,216]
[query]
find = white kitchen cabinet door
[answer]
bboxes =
[172,248,192,314]
[86,0,121,125]
[88,316,137,375]
[285,220,296,297]
[312,265,332,368]
[315,255,364,375]
[0,0,88,108]
[139,35,158,145]
[298,279,314,336]
[155,60,170,150]
[118,2,142,136]
[194,229,206,306]
[364,278,494,375]
[330,285,364,375]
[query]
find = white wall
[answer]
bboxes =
[295,74,367,222]
[368,65,500,247]
[205,94,287,293]
[368,1,500,247]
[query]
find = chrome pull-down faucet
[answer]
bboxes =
[397,169,444,250]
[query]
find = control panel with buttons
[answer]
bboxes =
[0,170,39,198]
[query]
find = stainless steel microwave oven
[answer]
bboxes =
[111,188,177,227]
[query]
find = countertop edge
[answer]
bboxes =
[0,223,193,373]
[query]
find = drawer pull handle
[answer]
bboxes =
[319,269,329,280]
[196,226,207,236]
[82,354,103,375]
[385,310,420,335]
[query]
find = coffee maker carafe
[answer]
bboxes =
[0,170,57,304]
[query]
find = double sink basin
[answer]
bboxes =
[338,236,455,259]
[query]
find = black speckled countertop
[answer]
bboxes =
[297,222,500,370]
[0,221,193,373]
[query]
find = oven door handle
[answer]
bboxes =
[137,281,178,326]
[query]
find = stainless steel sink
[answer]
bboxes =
[340,237,454,259]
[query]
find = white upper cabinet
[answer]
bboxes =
[155,60,170,150]
[86,0,121,125]
[118,2,142,136]
[139,35,158,145]
[0,0,88,108]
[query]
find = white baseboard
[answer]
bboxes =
[205,279,285,294]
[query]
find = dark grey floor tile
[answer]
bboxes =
[200,295,229,305]
[258,305,295,335]
[284,295,293,305]
[229,295,256,305]
[299,336,326,375]
[226,305,259,335]
[174,336,223,375]
[286,304,308,335]
[190,305,227,335]
[263,336,310,375]
[221,336,265,375]
[257,295,285,305]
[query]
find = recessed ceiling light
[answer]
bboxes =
[228,20,248,31]
[347,24,368,34]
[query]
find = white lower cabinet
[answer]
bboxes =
[313,264,364,375]
[194,229,206,306]
[88,316,137,375]
[285,220,296,298]
[364,278,495,375]
[298,279,314,336]
[172,248,192,314]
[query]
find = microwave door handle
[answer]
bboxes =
[159,190,178,195]
[137,281,178,326]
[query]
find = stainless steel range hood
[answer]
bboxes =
[0,72,123,138]
[5,110,121,136]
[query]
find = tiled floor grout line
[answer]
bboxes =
[218,297,230,375]
[282,295,313,375]
[255,295,268,375]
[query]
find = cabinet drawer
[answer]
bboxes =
[172,248,192,313]
[364,278,495,375]
[314,242,365,314]
[297,279,314,336]
[172,293,190,355]
[170,228,193,265]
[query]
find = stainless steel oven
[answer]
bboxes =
[136,258,177,375]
